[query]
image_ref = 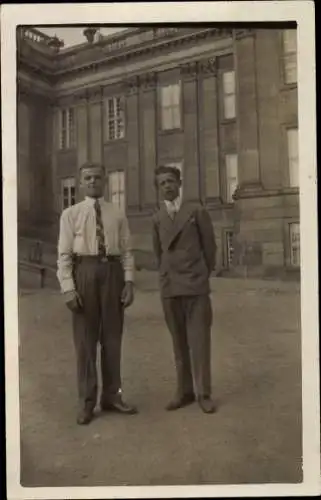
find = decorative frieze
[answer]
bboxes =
[18,26,234,85]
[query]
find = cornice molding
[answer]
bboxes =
[234,29,256,40]
[18,27,233,84]
[18,79,54,102]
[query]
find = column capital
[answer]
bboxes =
[180,61,199,80]
[199,57,217,76]
[124,75,140,95]
[140,72,157,91]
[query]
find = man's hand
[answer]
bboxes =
[121,281,134,308]
[64,290,83,313]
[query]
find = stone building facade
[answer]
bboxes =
[17,26,300,277]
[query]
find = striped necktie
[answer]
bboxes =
[94,199,106,256]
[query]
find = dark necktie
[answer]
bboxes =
[94,199,106,256]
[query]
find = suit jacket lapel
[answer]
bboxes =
[166,202,194,250]
[157,203,174,248]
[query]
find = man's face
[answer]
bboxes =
[156,172,181,201]
[80,166,105,198]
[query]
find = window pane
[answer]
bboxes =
[60,130,67,149]
[223,71,235,94]
[108,120,115,140]
[171,84,180,105]
[109,173,116,192]
[111,193,118,204]
[224,95,236,119]
[227,178,238,203]
[119,193,125,212]
[162,107,173,130]
[108,98,115,117]
[61,109,67,128]
[226,154,238,177]
[226,155,238,202]
[116,119,125,139]
[119,172,125,191]
[172,106,181,129]
[161,86,171,107]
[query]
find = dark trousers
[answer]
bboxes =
[72,256,125,411]
[161,294,213,399]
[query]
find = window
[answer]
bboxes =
[225,231,234,268]
[59,108,75,150]
[222,70,236,119]
[165,161,183,197]
[283,30,297,84]
[61,177,76,210]
[160,83,181,130]
[225,154,238,202]
[287,128,299,187]
[289,223,300,267]
[106,97,125,141]
[109,171,125,212]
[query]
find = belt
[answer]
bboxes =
[73,254,121,263]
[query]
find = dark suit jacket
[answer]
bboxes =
[152,202,217,298]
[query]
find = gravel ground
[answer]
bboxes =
[19,272,302,487]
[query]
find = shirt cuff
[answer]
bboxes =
[124,270,134,283]
[60,278,76,294]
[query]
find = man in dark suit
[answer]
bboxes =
[152,165,217,414]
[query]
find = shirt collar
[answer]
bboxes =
[85,196,105,205]
[164,193,182,212]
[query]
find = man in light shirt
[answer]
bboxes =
[152,165,217,414]
[57,162,137,425]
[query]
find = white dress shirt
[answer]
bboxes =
[57,196,134,293]
[164,194,182,218]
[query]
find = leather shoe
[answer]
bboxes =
[76,408,94,425]
[101,398,138,415]
[198,396,216,414]
[165,393,195,411]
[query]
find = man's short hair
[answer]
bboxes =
[79,162,105,175]
[154,165,181,182]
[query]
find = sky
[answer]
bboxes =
[39,27,126,47]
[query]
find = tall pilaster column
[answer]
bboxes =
[140,72,157,210]
[234,29,262,194]
[180,61,201,202]
[124,76,140,212]
[199,57,221,205]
